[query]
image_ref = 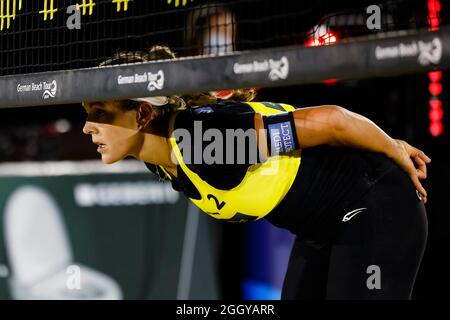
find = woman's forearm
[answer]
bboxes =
[331,107,400,159]
[257,105,401,160]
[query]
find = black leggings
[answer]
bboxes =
[281,165,428,300]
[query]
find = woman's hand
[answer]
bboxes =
[390,139,431,203]
[289,106,432,203]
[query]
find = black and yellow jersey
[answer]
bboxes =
[147,100,301,222]
[145,100,397,237]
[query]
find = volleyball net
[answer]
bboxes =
[0,0,448,108]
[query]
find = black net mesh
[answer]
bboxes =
[0,0,446,77]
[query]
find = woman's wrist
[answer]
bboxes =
[384,138,403,161]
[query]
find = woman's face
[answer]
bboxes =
[82,100,143,164]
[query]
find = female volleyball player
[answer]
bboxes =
[82,46,430,299]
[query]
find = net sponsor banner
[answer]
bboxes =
[0,0,197,75]
[1,26,449,108]
[0,161,196,299]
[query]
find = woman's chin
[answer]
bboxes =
[101,155,120,165]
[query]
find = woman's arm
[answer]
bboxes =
[314,106,431,201]
[254,105,431,202]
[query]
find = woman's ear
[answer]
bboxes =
[136,103,157,129]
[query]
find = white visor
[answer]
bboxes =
[131,96,169,106]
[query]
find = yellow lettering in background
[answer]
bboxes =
[1,0,138,31]
[112,0,130,12]
[40,0,58,21]
[0,0,23,31]
[76,0,96,15]
[167,0,194,7]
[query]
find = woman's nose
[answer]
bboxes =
[83,121,97,135]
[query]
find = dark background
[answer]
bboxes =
[0,0,449,299]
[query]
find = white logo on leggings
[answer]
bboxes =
[416,190,422,201]
[342,207,367,222]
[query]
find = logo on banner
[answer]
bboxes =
[268,57,289,80]
[375,37,442,66]
[42,80,58,99]
[233,56,289,81]
[147,70,165,91]
[16,79,58,99]
[117,70,165,92]
[418,38,442,66]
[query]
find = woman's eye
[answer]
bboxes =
[95,109,106,117]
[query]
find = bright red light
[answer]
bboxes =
[429,99,442,109]
[427,0,441,30]
[428,0,441,15]
[430,122,444,137]
[323,79,338,85]
[429,107,444,122]
[328,35,337,43]
[306,38,320,47]
[429,82,443,96]
[427,1,443,137]
[306,32,338,47]
[428,71,442,82]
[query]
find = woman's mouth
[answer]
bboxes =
[95,142,107,153]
